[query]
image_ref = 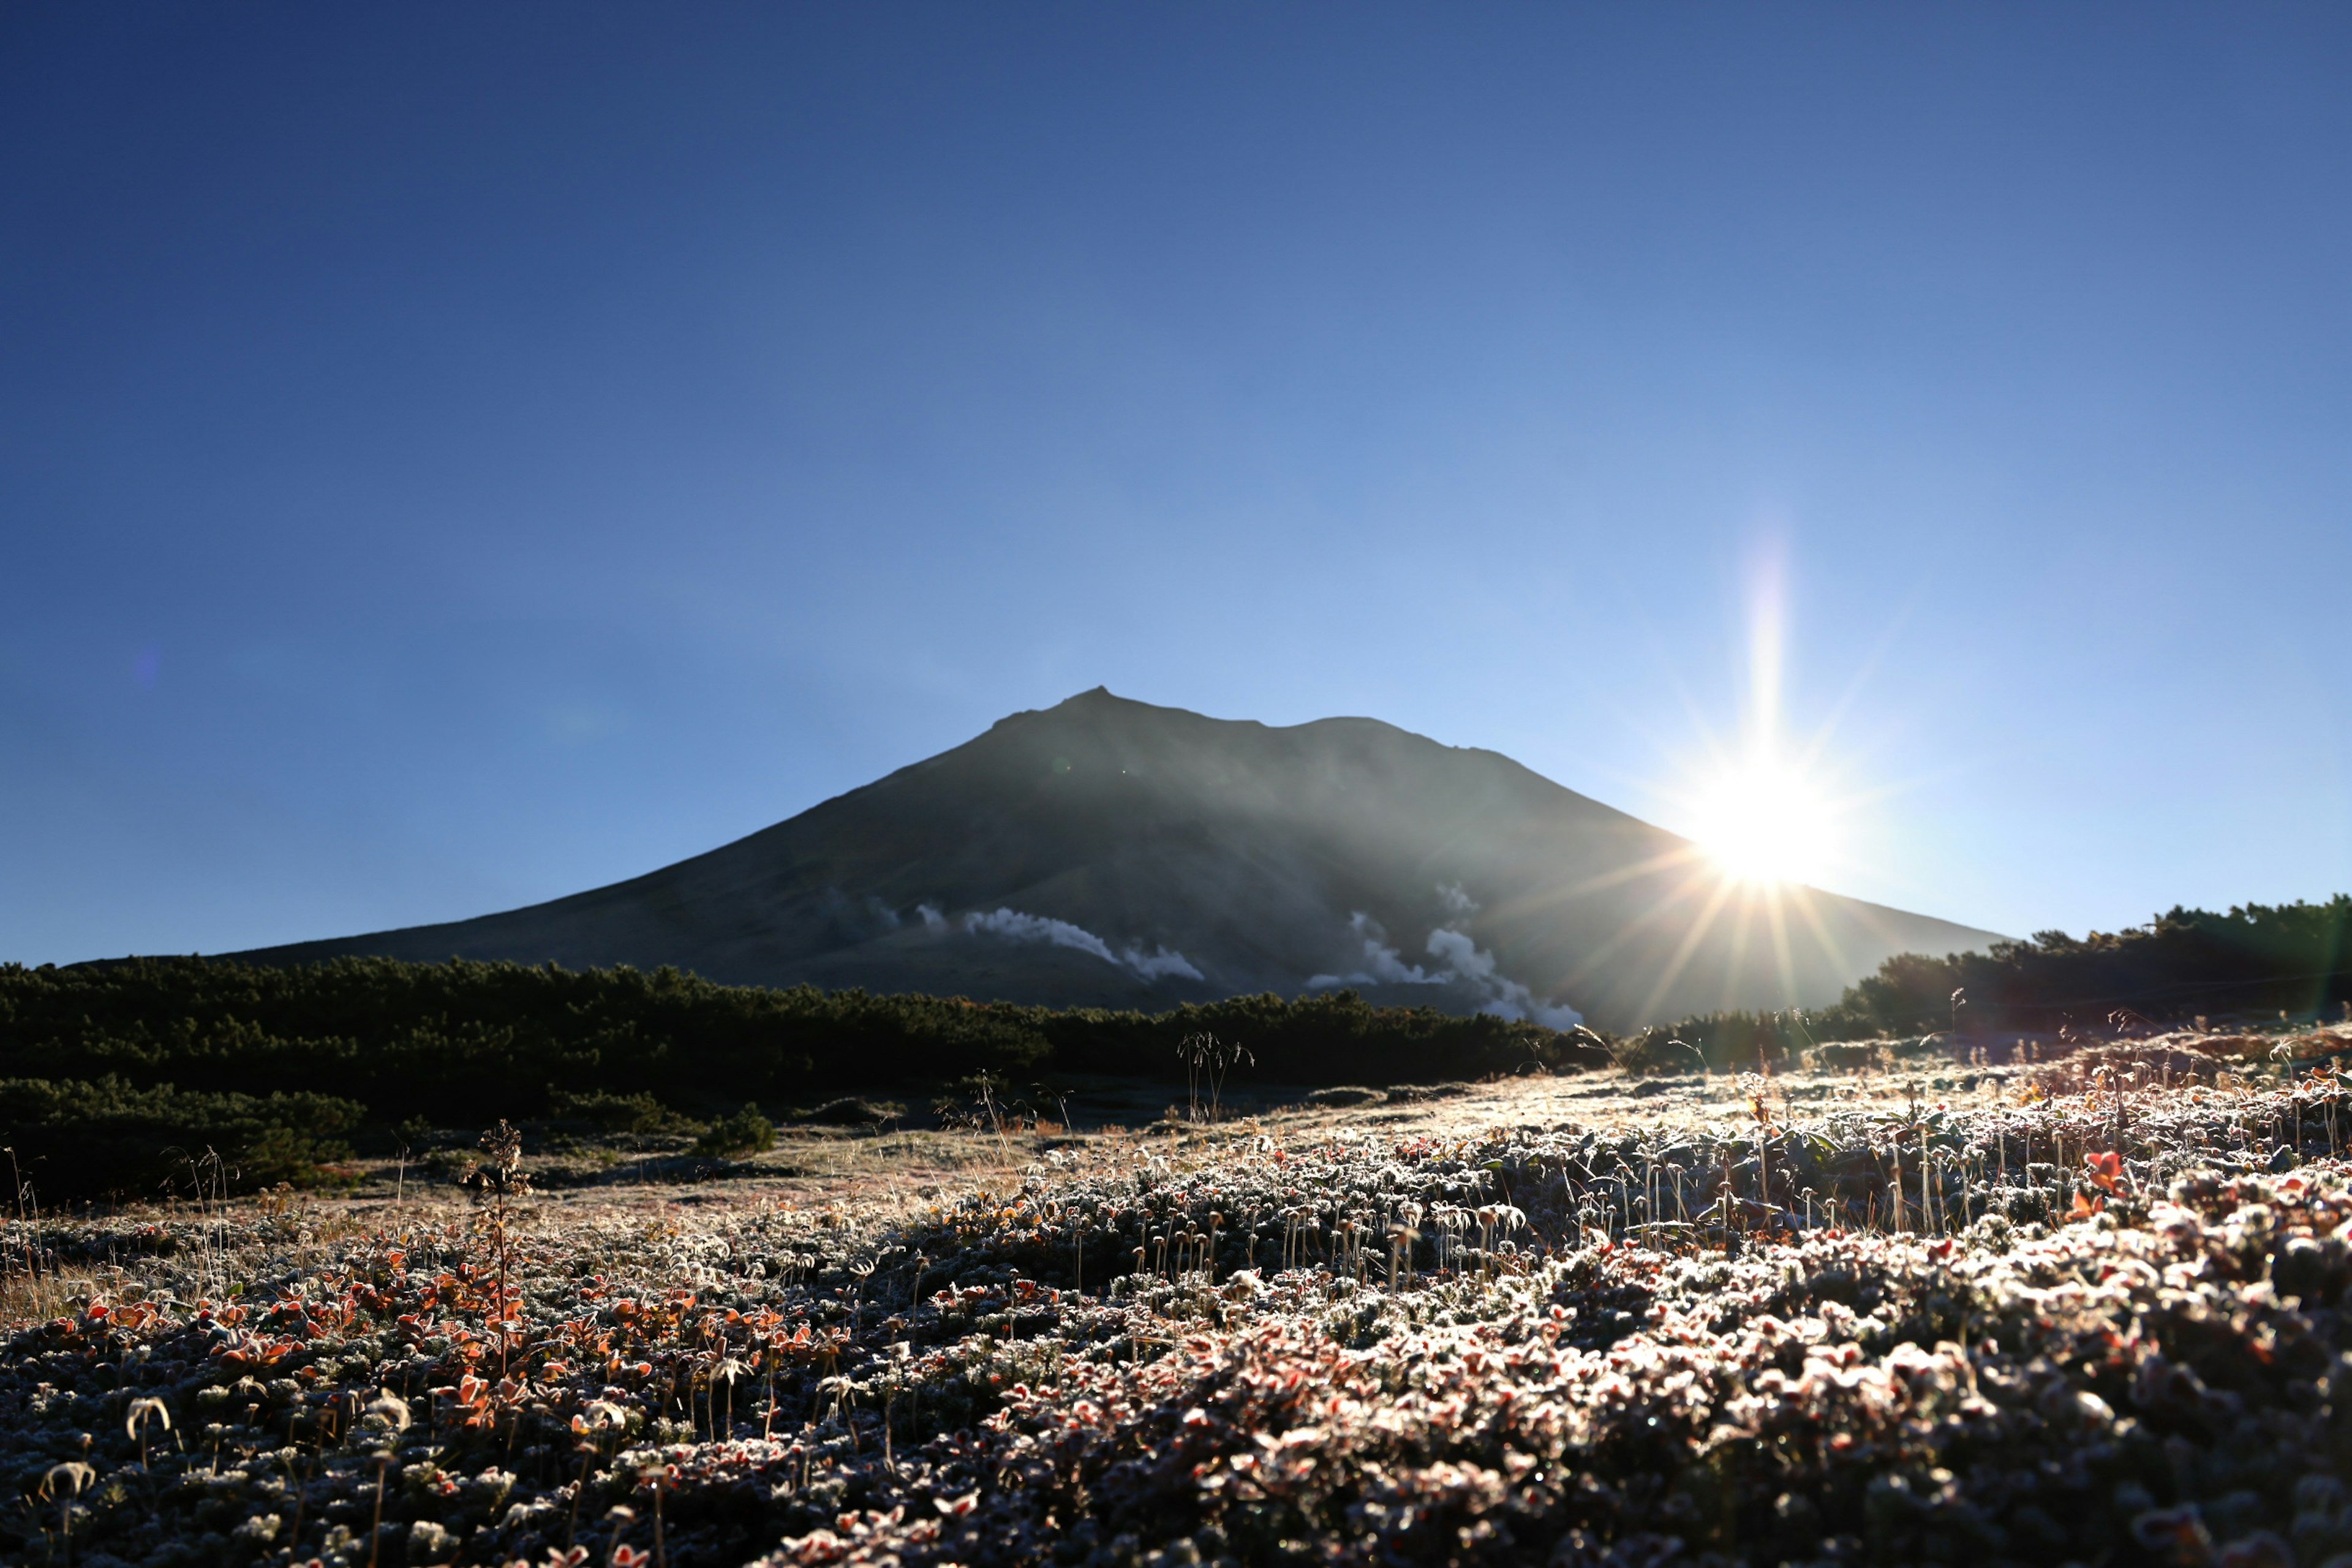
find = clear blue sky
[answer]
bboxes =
[5,5,2347,967]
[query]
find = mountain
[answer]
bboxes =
[232,689,2002,1029]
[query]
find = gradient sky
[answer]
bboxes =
[5,5,2348,967]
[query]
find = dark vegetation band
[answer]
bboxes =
[1610,897,2352,1071]
[0,959,1581,1197]
[1,895,2342,1197]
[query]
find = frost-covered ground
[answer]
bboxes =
[5,1041,2350,1568]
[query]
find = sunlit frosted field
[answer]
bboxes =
[6,1030,2349,1567]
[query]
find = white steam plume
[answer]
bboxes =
[1120,944,1205,981]
[1423,927,1583,1028]
[962,907,1118,963]
[959,907,1202,983]
[1307,904,1581,1028]
[1305,911,1438,989]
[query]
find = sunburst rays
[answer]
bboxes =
[1528,552,1893,1022]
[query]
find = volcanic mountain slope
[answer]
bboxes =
[235,690,2001,1029]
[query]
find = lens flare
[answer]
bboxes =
[1671,546,1846,889]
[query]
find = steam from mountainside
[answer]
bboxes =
[819,887,911,941]
[962,907,1115,961]
[1317,910,1439,985]
[1119,944,1207,981]
[957,906,1204,983]
[1422,927,1583,1029]
[1307,893,1583,1028]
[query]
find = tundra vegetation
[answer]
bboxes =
[1,1006,2350,1567]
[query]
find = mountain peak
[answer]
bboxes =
[233,696,2003,1028]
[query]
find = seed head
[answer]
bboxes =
[464,1120,532,1201]
[364,1390,412,1432]
[42,1461,94,1499]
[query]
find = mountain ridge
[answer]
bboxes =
[230,689,2003,1028]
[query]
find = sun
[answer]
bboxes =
[1687,753,1838,887]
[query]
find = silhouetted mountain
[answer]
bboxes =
[233,689,2001,1028]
